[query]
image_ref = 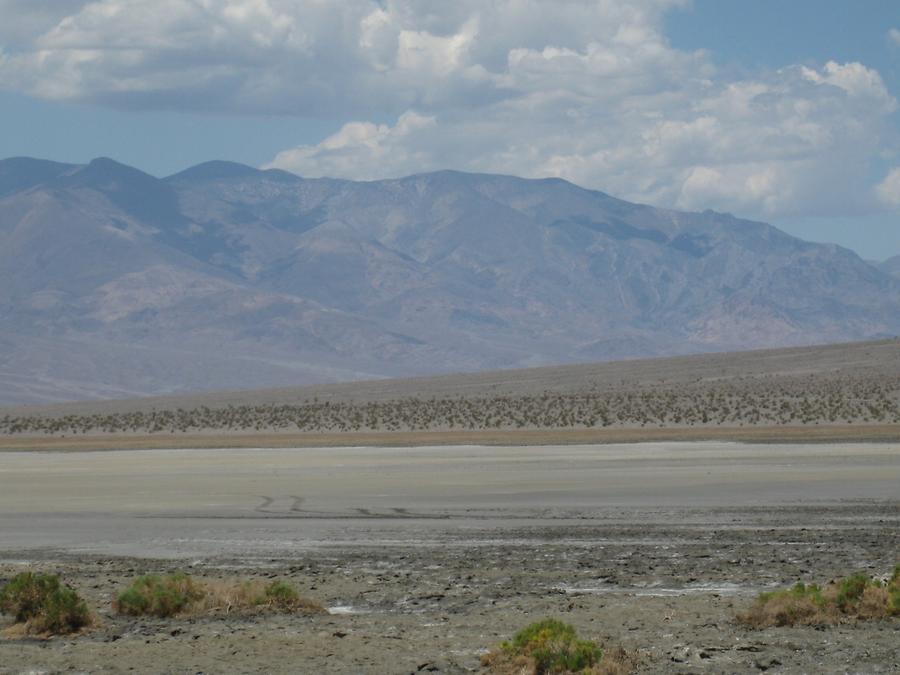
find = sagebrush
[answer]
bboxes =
[738,567,900,628]
[115,574,324,617]
[0,572,92,635]
[3,374,898,435]
[482,618,634,675]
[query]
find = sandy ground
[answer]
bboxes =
[2,423,900,452]
[1,442,898,673]
[6,339,898,416]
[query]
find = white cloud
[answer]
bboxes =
[0,0,92,49]
[0,0,696,113]
[800,60,895,109]
[889,28,900,47]
[269,59,896,219]
[876,168,900,207]
[266,111,437,180]
[0,0,897,221]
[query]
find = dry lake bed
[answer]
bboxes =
[1,442,898,673]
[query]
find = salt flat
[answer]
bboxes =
[1,442,897,558]
[2,442,898,673]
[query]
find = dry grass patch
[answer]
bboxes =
[195,579,326,615]
[0,572,94,637]
[482,618,636,675]
[738,567,900,628]
[115,573,325,618]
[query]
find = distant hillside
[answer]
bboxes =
[880,254,900,278]
[1,156,899,405]
[3,340,898,441]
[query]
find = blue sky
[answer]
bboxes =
[1,0,898,259]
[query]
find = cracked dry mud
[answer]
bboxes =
[0,444,898,674]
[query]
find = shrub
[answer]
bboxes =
[835,574,869,611]
[192,579,324,615]
[0,572,92,635]
[264,580,298,605]
[741,582,830,627]
[510,619,602,673]
[482,618,633,675]
[890,566,900,614]
[738,568,900,628]
[115,573,204,618]
[115,574,324,617]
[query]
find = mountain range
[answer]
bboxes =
[1,156,898,405]
[880,254,900,279]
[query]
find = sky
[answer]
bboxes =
[0,0,898,260]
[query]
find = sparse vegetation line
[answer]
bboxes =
[2,374,898,438]
[114,573,325,618]
[0,571,324,638]
[738,567,900,627]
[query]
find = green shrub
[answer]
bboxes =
[0,572,91,635]
[264,580,300,609]
[482,618,633,674]
[739,567,900,627]
[115,574,324,617]
[888,566,900,614]
[115,573,204,618]
[890,587,900,614]
[510,619,602,673]
[835,573,869,611]
[761,581,826,607]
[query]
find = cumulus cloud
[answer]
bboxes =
[889,28,900,47]
[269,58,896,219]
[0,0,92,49]
[267,111,437,180]
[5,0,641,114]
[876,168,900,207]
[0,0,898,221]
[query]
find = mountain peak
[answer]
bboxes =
[404,169,620,201]
[65,157,162,186]
[166,160,263,182]
[0,156,76,172]
[0,157,78,197]
[165,160,301,184]
[1,155,899,404]
[54,157,185,228]
[89,156,127,168]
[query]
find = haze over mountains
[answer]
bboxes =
[1,156,898,405]
[880,255,900,279]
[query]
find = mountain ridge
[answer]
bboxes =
[1,156,897,405]
[880,254,900,278]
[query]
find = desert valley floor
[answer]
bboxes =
[1,442,897,674]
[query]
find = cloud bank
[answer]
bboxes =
[1,0,898,221]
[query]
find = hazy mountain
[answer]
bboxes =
[1,156,898,405]
[880,255,900,279]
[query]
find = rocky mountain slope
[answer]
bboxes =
[1,156,898,404]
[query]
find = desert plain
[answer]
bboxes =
[1,341,899,673]
[0,441,898,674]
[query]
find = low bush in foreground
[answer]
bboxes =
[738,566,900,628]
[115,574,324,618]
[482,618,634,675]
[0,572,92,636]
[115,573,204,617]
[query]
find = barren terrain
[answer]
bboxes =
[2,340,899,450]
[1,443,898,673]
[2,341,898,673]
